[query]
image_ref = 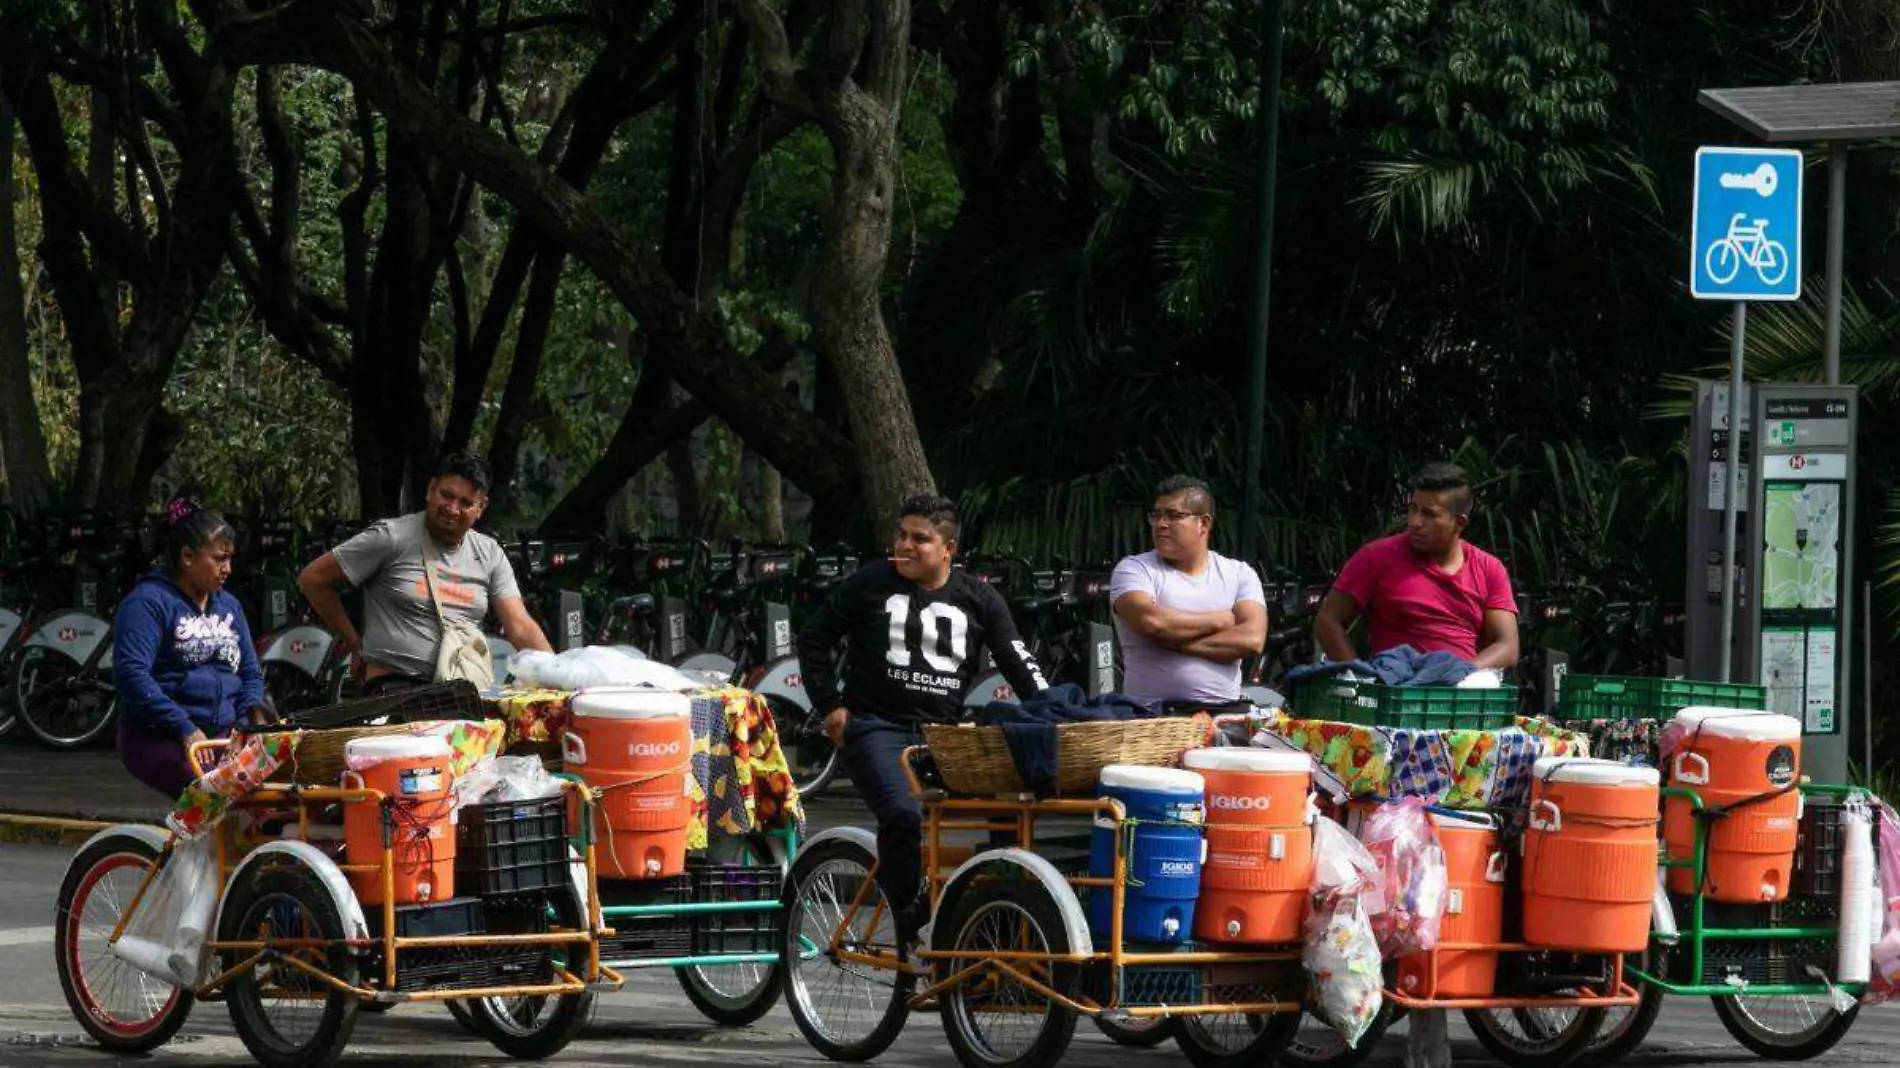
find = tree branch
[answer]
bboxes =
[732,0,820,117]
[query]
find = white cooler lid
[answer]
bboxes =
[344,735,452,761]
[1183,747,1312,774]
[572,690,692,720]
[1532,756,1660,788]
[1672,707,1802,742]
[1099,765,1205,794]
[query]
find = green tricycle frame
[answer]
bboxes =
[1591,780,1871,1063]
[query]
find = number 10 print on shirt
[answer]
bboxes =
[883,594,969,694]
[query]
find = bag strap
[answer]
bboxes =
[419,533,453,628]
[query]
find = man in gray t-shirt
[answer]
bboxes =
[1110,476,1267,706]
[298,452,552,686]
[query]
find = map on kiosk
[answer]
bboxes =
[1762,481,1840,612]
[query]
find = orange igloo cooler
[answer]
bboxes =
[565,689,694,879]
[1398,811,1506,998]
[342,735,457,905]
[1183,747,1314,943]
[1662,708,1803,902]
[1522,757,1660,954]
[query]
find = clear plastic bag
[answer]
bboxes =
[1304,817,1386,1047]
[110,833,217,988]
[456,754,566,808]
[1865,800,1900,1002]
[1361,797,1448,955]
[508,646,701,691]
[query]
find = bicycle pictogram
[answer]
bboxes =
[1704,212,1789,287]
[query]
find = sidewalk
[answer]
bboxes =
[0,737,168,845]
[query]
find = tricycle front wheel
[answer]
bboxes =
[55,833,194,1053]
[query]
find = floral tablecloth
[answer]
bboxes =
[1244,710,1591,810]
[483,686,804,848]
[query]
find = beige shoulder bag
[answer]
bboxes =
[422,539,496,689]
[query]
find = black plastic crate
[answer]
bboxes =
[1500,951,1613,995]
[1082,963,1204,1007]
[243,680,486,731]
[1793,796,1847,898]
[1681,938,1776,986]
[365,896,484,940]
[600,874,694,962]
[456,796,570,897]
[389,943,555,992]
[689,862,784,956]
[362,897,557,993]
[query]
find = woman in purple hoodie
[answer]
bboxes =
[113,499,271,798]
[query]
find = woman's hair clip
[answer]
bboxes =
[166,496,202,526]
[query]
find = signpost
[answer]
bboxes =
[1690,146,1804,682]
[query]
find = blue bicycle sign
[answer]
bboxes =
[1704,213,1790,287]
[1691,146,1803,301]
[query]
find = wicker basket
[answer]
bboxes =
[261,724,426,785]
[922,716,1210,797]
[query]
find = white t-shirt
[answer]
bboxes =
[1110,550,1265,705]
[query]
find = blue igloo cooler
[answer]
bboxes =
[1087,765,1206,945]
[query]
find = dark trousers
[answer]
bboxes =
[118,719,227,800]
[839,714,925,910]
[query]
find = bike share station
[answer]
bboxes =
[1681,137,1858,783]
[1677,80,1900,785]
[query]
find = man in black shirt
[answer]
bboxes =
[796,495,1048,941]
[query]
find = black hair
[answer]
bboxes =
[1411,462,1474,517]
[433,450,491,495]
[898,494,960,542]
[162,497,237,572]
[1154,475,1215,517]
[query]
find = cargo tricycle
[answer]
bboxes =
[55,727,612,1068]
[780,734,1307,1068]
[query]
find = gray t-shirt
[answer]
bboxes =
[332,513,521,681]
[1110,550,1266,705]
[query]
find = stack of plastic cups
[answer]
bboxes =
[1838,800,1874,984]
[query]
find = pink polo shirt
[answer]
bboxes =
[1331,534,1517,660]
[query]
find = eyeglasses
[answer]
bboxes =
[1147,509,1208,525]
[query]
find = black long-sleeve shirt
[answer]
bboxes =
[795,561,1048,726]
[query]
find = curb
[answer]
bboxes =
[0,813,136,848]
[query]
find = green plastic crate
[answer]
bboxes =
[1294,679,1518,731]
[1555,674,1767,723]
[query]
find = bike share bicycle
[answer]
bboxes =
[12,514,145,749]
[258,518,363,712]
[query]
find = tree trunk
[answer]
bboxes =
[485,248,568,518]
[0,100,53,512]
[810,96,936,520]
[733,0,936,528]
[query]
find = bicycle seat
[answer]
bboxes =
[704,585,749,615]
[609,593,658,618]
[1010,595,1064,616]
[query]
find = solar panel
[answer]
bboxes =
[1699,82,1900,142]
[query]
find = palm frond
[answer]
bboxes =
[1355,156,1492,241]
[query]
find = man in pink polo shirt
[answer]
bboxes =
[1315,462,1520,669]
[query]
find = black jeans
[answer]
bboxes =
[839,713,925,910]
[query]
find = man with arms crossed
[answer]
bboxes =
[1316,461,1519,669]
[1111,476,1268,708]
[796,495,1048,943]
